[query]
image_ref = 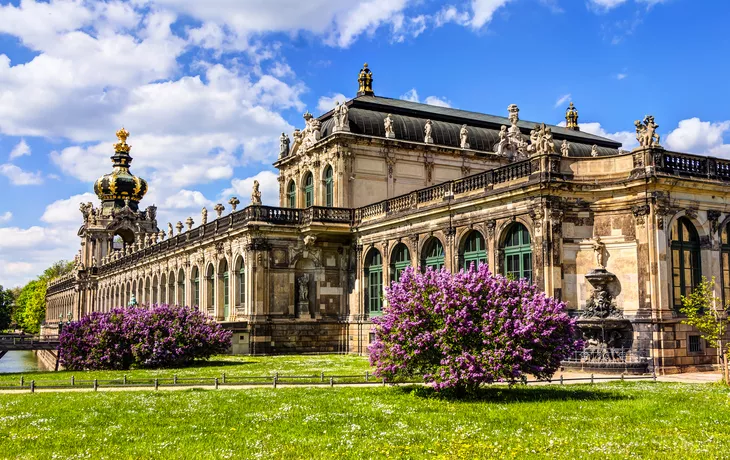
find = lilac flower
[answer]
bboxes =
[368,265,580,392]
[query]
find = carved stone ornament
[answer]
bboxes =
[279,132,290,158]
[214,203,225,217]
[493,104,529,161]
[561,139,570,157]
[593,236,607,269]
[459,124,470,149]
[332,101,350,133]
[632,205,650,226]
[635,115,661,148]
[175,221,184,235]
[708,210,722,234]
[185,217,194,231]
[527,123,556,155]
[201,207,208,225]
[486,220,496,238]
[685,208,698,220]
[228,196,240,212]
[591,145,599,157]
[384,114,395,139]
[251,180,262,206]
[424,120,433,144]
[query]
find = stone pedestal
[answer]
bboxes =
[297,301,310,318]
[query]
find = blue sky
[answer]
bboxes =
[0,0,729,287]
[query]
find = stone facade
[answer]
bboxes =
[45,66,730,374]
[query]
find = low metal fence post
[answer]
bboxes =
[173,375,177,385]
[621,373,625,382]
[653,371,657,382]
[590,373,594,384]
[154,378,159,391]
[20,376,24,387]
[382,377,386,386]
[71,375,75,386]
[273,376,277,389]
[93,379,98,392]
[30,380,35,393]
[560,374,563,385]
[330,377,334,387]
[365,371,369,382]
[123,375,127,385]
[215,378,219,390]
[321,371,324,383]
[222,373,226,384]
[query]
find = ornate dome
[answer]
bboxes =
[94,128,148,211]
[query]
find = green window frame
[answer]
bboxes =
[390,244,411,282]
[223,271,230,318]
[720,224,730,305]
[503,224,532,282]
[178,272,185,305]
[304,173,314,207]
[193,270,200,308]
[462,230,487,271]
[421,238,445,271]
[324,166,334,208]
[287,180,296,208]
[672,217,701,310]
[365,250,383,315]
[239,266,246,307]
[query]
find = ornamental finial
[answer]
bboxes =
[565,102,579,131]
[114,127,131,153]
[357,63,374,97]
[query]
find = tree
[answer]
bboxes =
[0,286,14,332]
[680,277,730,384]
[369,264,579,393]
[13,260,74,334]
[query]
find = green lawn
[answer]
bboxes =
[0,354,373,386]
[1,382,730,459]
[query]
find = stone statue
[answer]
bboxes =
[494,125,509,156]
[591,145,599,157]
[593,236,607,269]
[167,222,174,238]
[460,124,470,149]
[79,202,93,221]
[303,234,317,248]
[298,273,310,302]
[424,119,433,144]
[300,112,322,151]
[561,139,570,156]
[528,124,556,155]
[201,207,208,225]
[158,230,166,241]
[185,217,194,231]
[279,132,290,158]
[175,221,183,235]
[128,294,138,307]
[214,203,225,217]
[384,114,395,139]
[333,101,350,133]
[251,181,262,206]
[228,196,240,212]
[146,205,157,222]
[635,115,661,148]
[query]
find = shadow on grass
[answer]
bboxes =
[395,384,627,403]
[184,359,258,368]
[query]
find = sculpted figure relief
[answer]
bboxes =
[298,273,310,302]
[459,124,470,149]
[384,114,395,138]
[635,115,661,148]
[167,222,174,238]
[251,180,262,206]
[279,132,290,158]
[528,124,556,155]
[333,101,350,133]
[561,139,570,156]
[424,119,433,144]
[494,104,529,161]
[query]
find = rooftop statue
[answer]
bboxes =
[333,101,350,133]
[424,120,433,144]
[251,180,262,206]
[279,132,290,158]
[384,114,395,138]
[561,139,570,157]
[635,115,661,148]
[460,125,470,149]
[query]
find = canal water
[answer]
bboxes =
[0,351,47,374]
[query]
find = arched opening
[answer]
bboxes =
[152,275,159,305]
[144,277,151,305]
[191,266,200,309]
[503,223,532,282]
[235,256,245,315]
[206,264,215,315]
[390,243,411,283]
[461,230,487,271]
[160,273,167,304]
[324,165,334,208]
[304,172,314,207]
[113,228,135,253]
[167,271,175,304]
[287,180,296,208]
[219,259,230,319]
[671,217,701,309]
[177,268,186,306]
[722,223,730,304]
[364,248,383,315]
[420,237,445,271]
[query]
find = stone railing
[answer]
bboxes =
[643,149,730,181]
[354,158,534,223]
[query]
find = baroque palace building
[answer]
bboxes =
[46,64,730,373]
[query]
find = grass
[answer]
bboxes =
[1,382,730,459]
[0,354,373,386]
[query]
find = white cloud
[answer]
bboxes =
[470,0,514,29]
[563,121,638,150]
[554,94,571,108]
[9,139,31,160]
[589,0,668,12]
[434,6,471,27]
[0,211,11,224]
[400,89,451,107]
[665,118,730,156]
[401,88,420,102]
[616,72,628,80]
[317,93,347,113]
[0,163,44,185]
[162,190,214,210]
[222,170,280,207]
[40,192,98,224]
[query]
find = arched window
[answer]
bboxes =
[364,249,383,315]
[160,274,166,305]
[152,276,159,305]
[220,259,230,319]
[421,237,445,271]
[722,224,730,305]
[178,269,185,306]
[503,223,532,282]
[672,217,701,309]
[191,267,200,308]
[324,165,334,208]
[461,230,487,271]
[287,180,296,208]
[304,172,314,207]
[235,256,246,313]
[167,272,175,304]
[390,243,411,282]
[206,265,215,314]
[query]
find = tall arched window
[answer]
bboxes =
[390,243,411,282]
[167,272,175,304]
[304,172,314,207]
[672,217,701,309]
[722,224,730,304]
[287,180,296,208]
[206,264,215,314]
[160,274,167,305]
[364,249,383,315]
[503,223,532,282]
[220,259,230,319]
[324,165,334,208]
[177,269,185,306]
[236,256,246,313]
[191,266,200,308]
[461,230,487,271]
[421,237,445,271]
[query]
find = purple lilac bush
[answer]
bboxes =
[59,304,232,370]
[368,264,579,392]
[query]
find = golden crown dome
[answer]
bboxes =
[94,128,148,210]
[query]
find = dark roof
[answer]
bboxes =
[319,95,621,157]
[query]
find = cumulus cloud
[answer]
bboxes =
[554,94,571,109]
[40,192,98,224]
[470,0,514,29]
[400,89,452,107]
[0,211,11,224]
[0,163,44,185]
[9,139,31,160]
[222,170,280,207]
[665,118,730,157]
[317,93,347,113]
